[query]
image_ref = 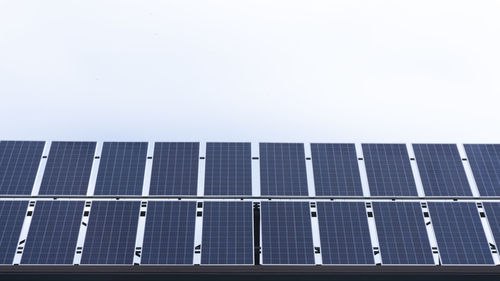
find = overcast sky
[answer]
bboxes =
[0,1,499,143]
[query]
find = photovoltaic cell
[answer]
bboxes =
[373,202,434,265]
[464,144,500,196]
[81,201,140,264]
[21,201,84,264]
[94,142,148,195]
[260,143,308,196]
[362,144,418,196]
[317,202,373,264]
[149,142,199,196]
[0,141,45,195]
[428,202,492,265]
[204,142,251,196]
[261,201,314,264]
[141,201,196,264]
[413,144,472,196]
[311,144,363,196]
[483,203,500,254]
[0,201,28,264]
[39,142,96,195]
[201,202,253,265]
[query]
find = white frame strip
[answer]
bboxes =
[355,143,371,197]
[141,142,155,196]
[197,142,206,196]
[420,201,440,265]
[309,201,323,265]
[407,143,426,197]
[12,200,36,264]
[30,141,51,196]
[305,143,316,197]
[457,144,481,197]
[73,200,92,265]
[476,201,500,265]
[251,142,261,197]
[193,201,204,265]
[133,201,148,265]
[86,142,103,196]
[365,201,382,265]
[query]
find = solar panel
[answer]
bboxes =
[428,202,493,265]
[201,201,253,265]
[413,144,472,196]
[362,144,418,196]
[464,144,500,196]
[482,203,500,253]
[261,201,314,264]
[0,201,28,264]
[94,142,148,195]
[21,201,84,264]
[0,141,45,195]
[373,202,434,265]
[149,142,199,196]
[81,201,140,264]
[204,143,252,196]
[260,143,308,196]
[317,202,373,264]
[141,201,196,264]
[39,142,96,195]
[311,144,363,196]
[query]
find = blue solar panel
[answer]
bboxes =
[21,201,84,264]
[317,202,373,264]
[362,144,418,196]
[311,144,363,196]
[413,144,472,196]
[428,202,492,265]
[94,142,148,195]
[81,201,140,264]
[0,141,45,195]
[465,144,500,196]
[204,143,251,196]
[39,142,96,195]
[0,201,28,264]
[261,201,314,264]
[373,202,434,265]
[260,143,308,196]
[201,201,253,264]
[141,201,196,264]
[483,203,500,253]
[149,142,199,196]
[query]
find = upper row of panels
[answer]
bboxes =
[0,141,499,196]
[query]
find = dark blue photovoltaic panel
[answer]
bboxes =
[373,202,433,265]
[39,142,96,195]
[260,143,308,196]
[413,144,472,196]
[261,202,314,264]
[141,201,196,264]
[465,144,500,196]
[149,142,199,195]
[0,141,44,195]
[362,144,417,196]
[204,142,251,196]
[317,202,373,264]
[0,201,28,264]
[21,201,84,264]
[483,203,500,253]
[81,201,139,264]
[201,202,253,264]
[429,202,492,265]
[311,144,363,196]
[94,142,147,195]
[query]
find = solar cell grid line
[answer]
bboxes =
[93,142,148,195]
[372,202,434,265]
[316,202,374,265]
[413,144,472,196]
[80,201,140,265]
[261,201,315,265]
[204,142,252,196]
[0,201,28,264]
[362,144,418,196]
[38,142,96,195]
[201,201,253,265]
[428,202,493,265]
[260,143,308,196]
[0,141,45,195]
[141,201,196,265]
[465,144,500,196]
[311,144,363,196]
[21,201,84,264]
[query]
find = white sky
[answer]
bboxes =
[0,1,499,143]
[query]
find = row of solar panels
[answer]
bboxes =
[1,141,499,196]
[1,199,500,266]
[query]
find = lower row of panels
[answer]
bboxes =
[0,200,499,266]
